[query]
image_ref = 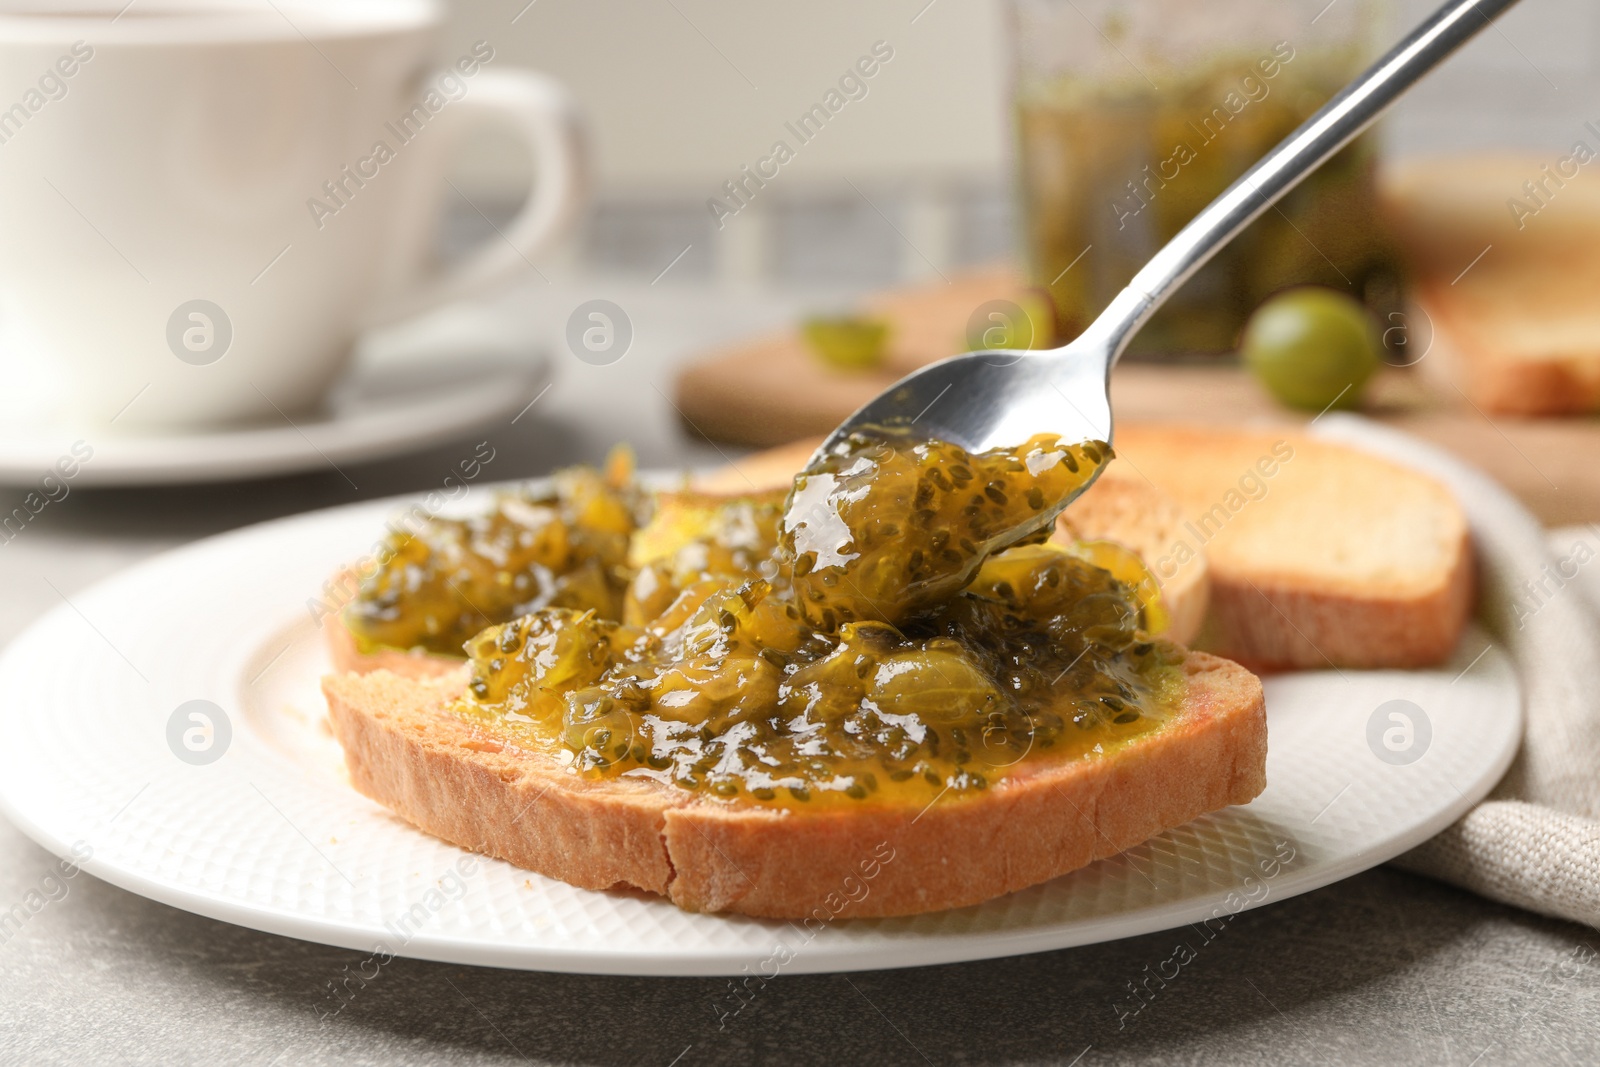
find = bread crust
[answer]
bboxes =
[1202,525,1476,671]
[322,652,1266,918]
[1419,278,1600,416]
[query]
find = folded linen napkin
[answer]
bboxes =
[1314,415,1600,929]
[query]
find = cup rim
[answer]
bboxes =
[0,0,440,44]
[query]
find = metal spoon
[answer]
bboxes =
[816,0,1521,507]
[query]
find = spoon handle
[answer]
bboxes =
[1084,0,1523,360]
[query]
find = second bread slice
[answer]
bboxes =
[1111,424,1473,670]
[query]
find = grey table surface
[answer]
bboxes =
[2,281,1598,1066]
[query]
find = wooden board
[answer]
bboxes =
[674,265,1050,446]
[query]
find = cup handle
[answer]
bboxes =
[367,69,586,327]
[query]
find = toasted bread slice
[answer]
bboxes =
[697,437,1210,645]
[323,653,1265,918]
[1381,156,1600,415]
[1110,424,1473,670]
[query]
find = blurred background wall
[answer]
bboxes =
[433,0,1598,287]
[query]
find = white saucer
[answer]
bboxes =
[0,481,1523,976]
[0,321,550,487]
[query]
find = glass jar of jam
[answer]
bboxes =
[1008,0,1400,358]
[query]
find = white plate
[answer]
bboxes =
[0,317,549,486]
[0,485,1522,976]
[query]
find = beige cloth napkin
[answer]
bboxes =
[1314,415,1600,929]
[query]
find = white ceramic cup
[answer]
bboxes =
[0,0,583,430]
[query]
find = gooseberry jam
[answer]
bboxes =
[344,454,644,656]
[781,430,1110,627]
[440,430,1183,808]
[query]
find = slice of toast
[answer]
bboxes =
[323,653,1265,918]
[1381,156,1600,415]
[1110,424,1473,670]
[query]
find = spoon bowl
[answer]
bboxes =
[823,340,1113,456]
